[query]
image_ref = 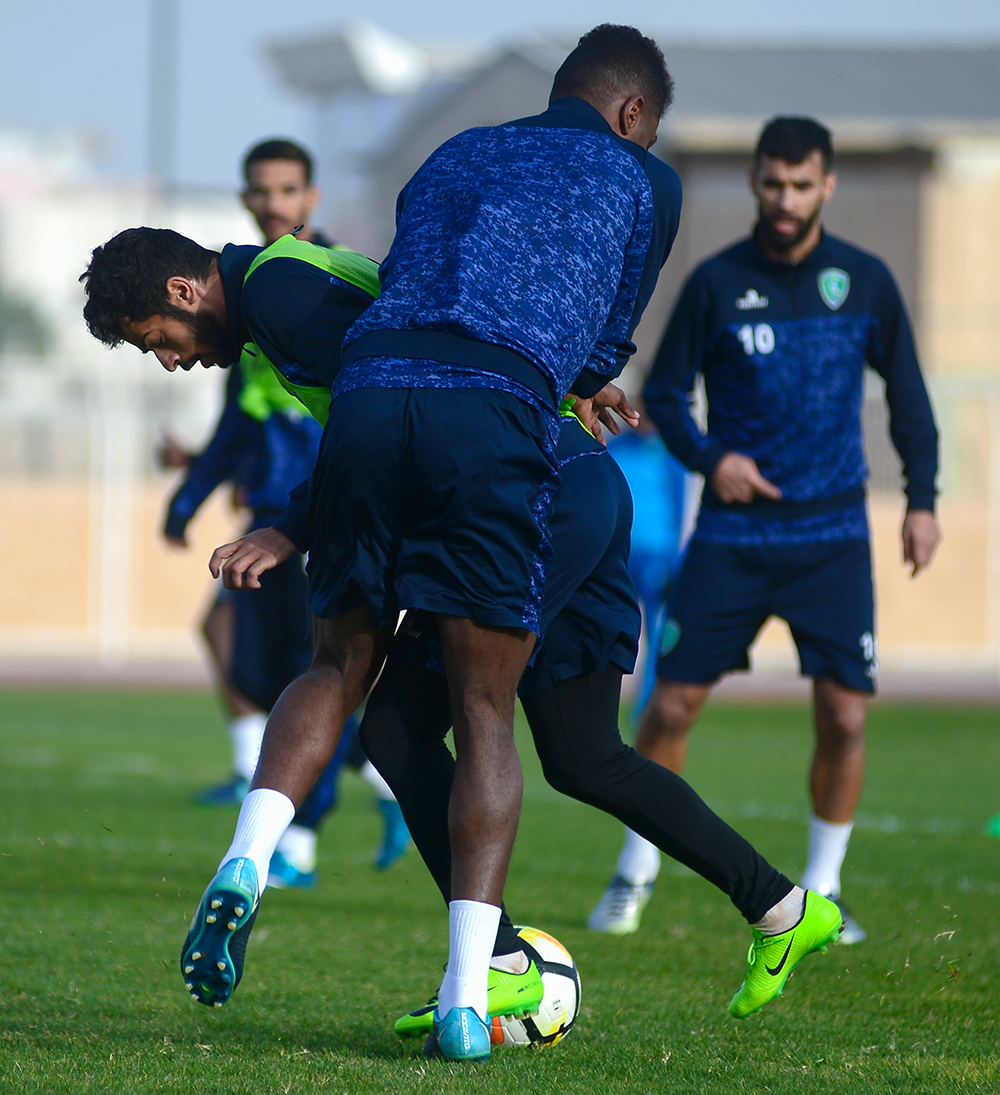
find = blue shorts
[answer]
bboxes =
[231,510,314,711]
[307,384,559,632]
[385,415,640,694]
[656,538,876,694]
[519,417,639,695]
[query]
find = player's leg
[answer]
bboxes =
[592,540,767,933]
[180,608,393,1008]
[195,593,268,806]
[356,617,544,1037]
[268,713,360,888]
[523,666,842,1017]
[433,614,535,1034]
[779,538,876,943]
[590,679,708,931]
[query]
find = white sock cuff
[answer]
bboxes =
[616,827,662,886]
[220,787,296,888]
[438,900,501,1021]
[810,814,854,837]
[228,712,268,780]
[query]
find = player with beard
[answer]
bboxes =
[590,116,941,944]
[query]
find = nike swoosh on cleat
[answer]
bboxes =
[765,938,794,977]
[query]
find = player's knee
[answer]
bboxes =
[816,688,867,747]
[644,682,704,739]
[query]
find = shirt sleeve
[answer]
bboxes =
[163,373,257,539]
[573,160,683,398]
[642,268,726,479]
[242,258,375,392]
[272,475,312,554]
[866,264,939,512]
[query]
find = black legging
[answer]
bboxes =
[358,643,792,954]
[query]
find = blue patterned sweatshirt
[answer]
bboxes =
[339,96,682,409]
[643,232,939,545]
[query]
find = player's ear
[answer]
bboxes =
[619,95,644,136]
[304,186,320,214]
[822,171,838,202]
[239,188,252,212]
[164,275,199,309]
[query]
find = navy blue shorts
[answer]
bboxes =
[519,417,639,695]
[656,538,877,694]
[231,510,314,712]
[307,385,558,632]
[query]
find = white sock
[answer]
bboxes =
[229,713,267,781]
[490,950,528,975]
[437,900,501,1022]
[616,827,662,886]
[800,815,853,897]
[753,885,806,935]
[275,822,317,873]
[219,787,295,894]
[360,759,396,801]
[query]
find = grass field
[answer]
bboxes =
[1,688,999,1093]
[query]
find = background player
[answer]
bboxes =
[590,116,941,943]
[239,136,411,875]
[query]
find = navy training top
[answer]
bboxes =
[642,231,939,545]
[213,243,376,548]
[340,96,682,408]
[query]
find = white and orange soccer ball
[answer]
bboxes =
[491,926,582,1048]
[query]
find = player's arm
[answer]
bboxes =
[163,373,256,547]
[868,267,942,575]
[642,273,779,503]
[573,163,683,400]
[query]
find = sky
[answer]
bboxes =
[3,0,1000,190]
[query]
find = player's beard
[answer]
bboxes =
[755,203,822,254]
[181,310,239,368]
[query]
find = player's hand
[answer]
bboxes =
[572,383,640,446]
[901,509,941,577]
[157,434,192,471]
[710,452,782,504]
[164,534,188,549]
[209,527,296,590]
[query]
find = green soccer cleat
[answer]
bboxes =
[394,961,544,1039]
[729,890,842,1019]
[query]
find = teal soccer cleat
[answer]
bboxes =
[193,775,249,808]
[181,857,260,1007]
[374,799,412,870]
[426,1006,492,1062]
[266,850,316,890]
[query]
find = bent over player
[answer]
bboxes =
[591,116,940,943]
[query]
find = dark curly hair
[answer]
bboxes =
[80,227,219,348]
[551,25,674,119]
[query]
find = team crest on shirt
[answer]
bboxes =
[659,617,682,656]
[818,268,851,310]
[735,288,769,310]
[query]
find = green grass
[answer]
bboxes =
[1,689,1000,1093]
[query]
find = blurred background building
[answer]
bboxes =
[1,20,999,693]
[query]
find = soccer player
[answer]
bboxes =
[241,138,329,247]
[80,31,838,1061]
[358,397,839,1042]
[590,116,941,943]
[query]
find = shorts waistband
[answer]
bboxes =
[701,484,866,520]
[341,329,556,408]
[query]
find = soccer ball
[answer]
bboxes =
[492,925,582,1048]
